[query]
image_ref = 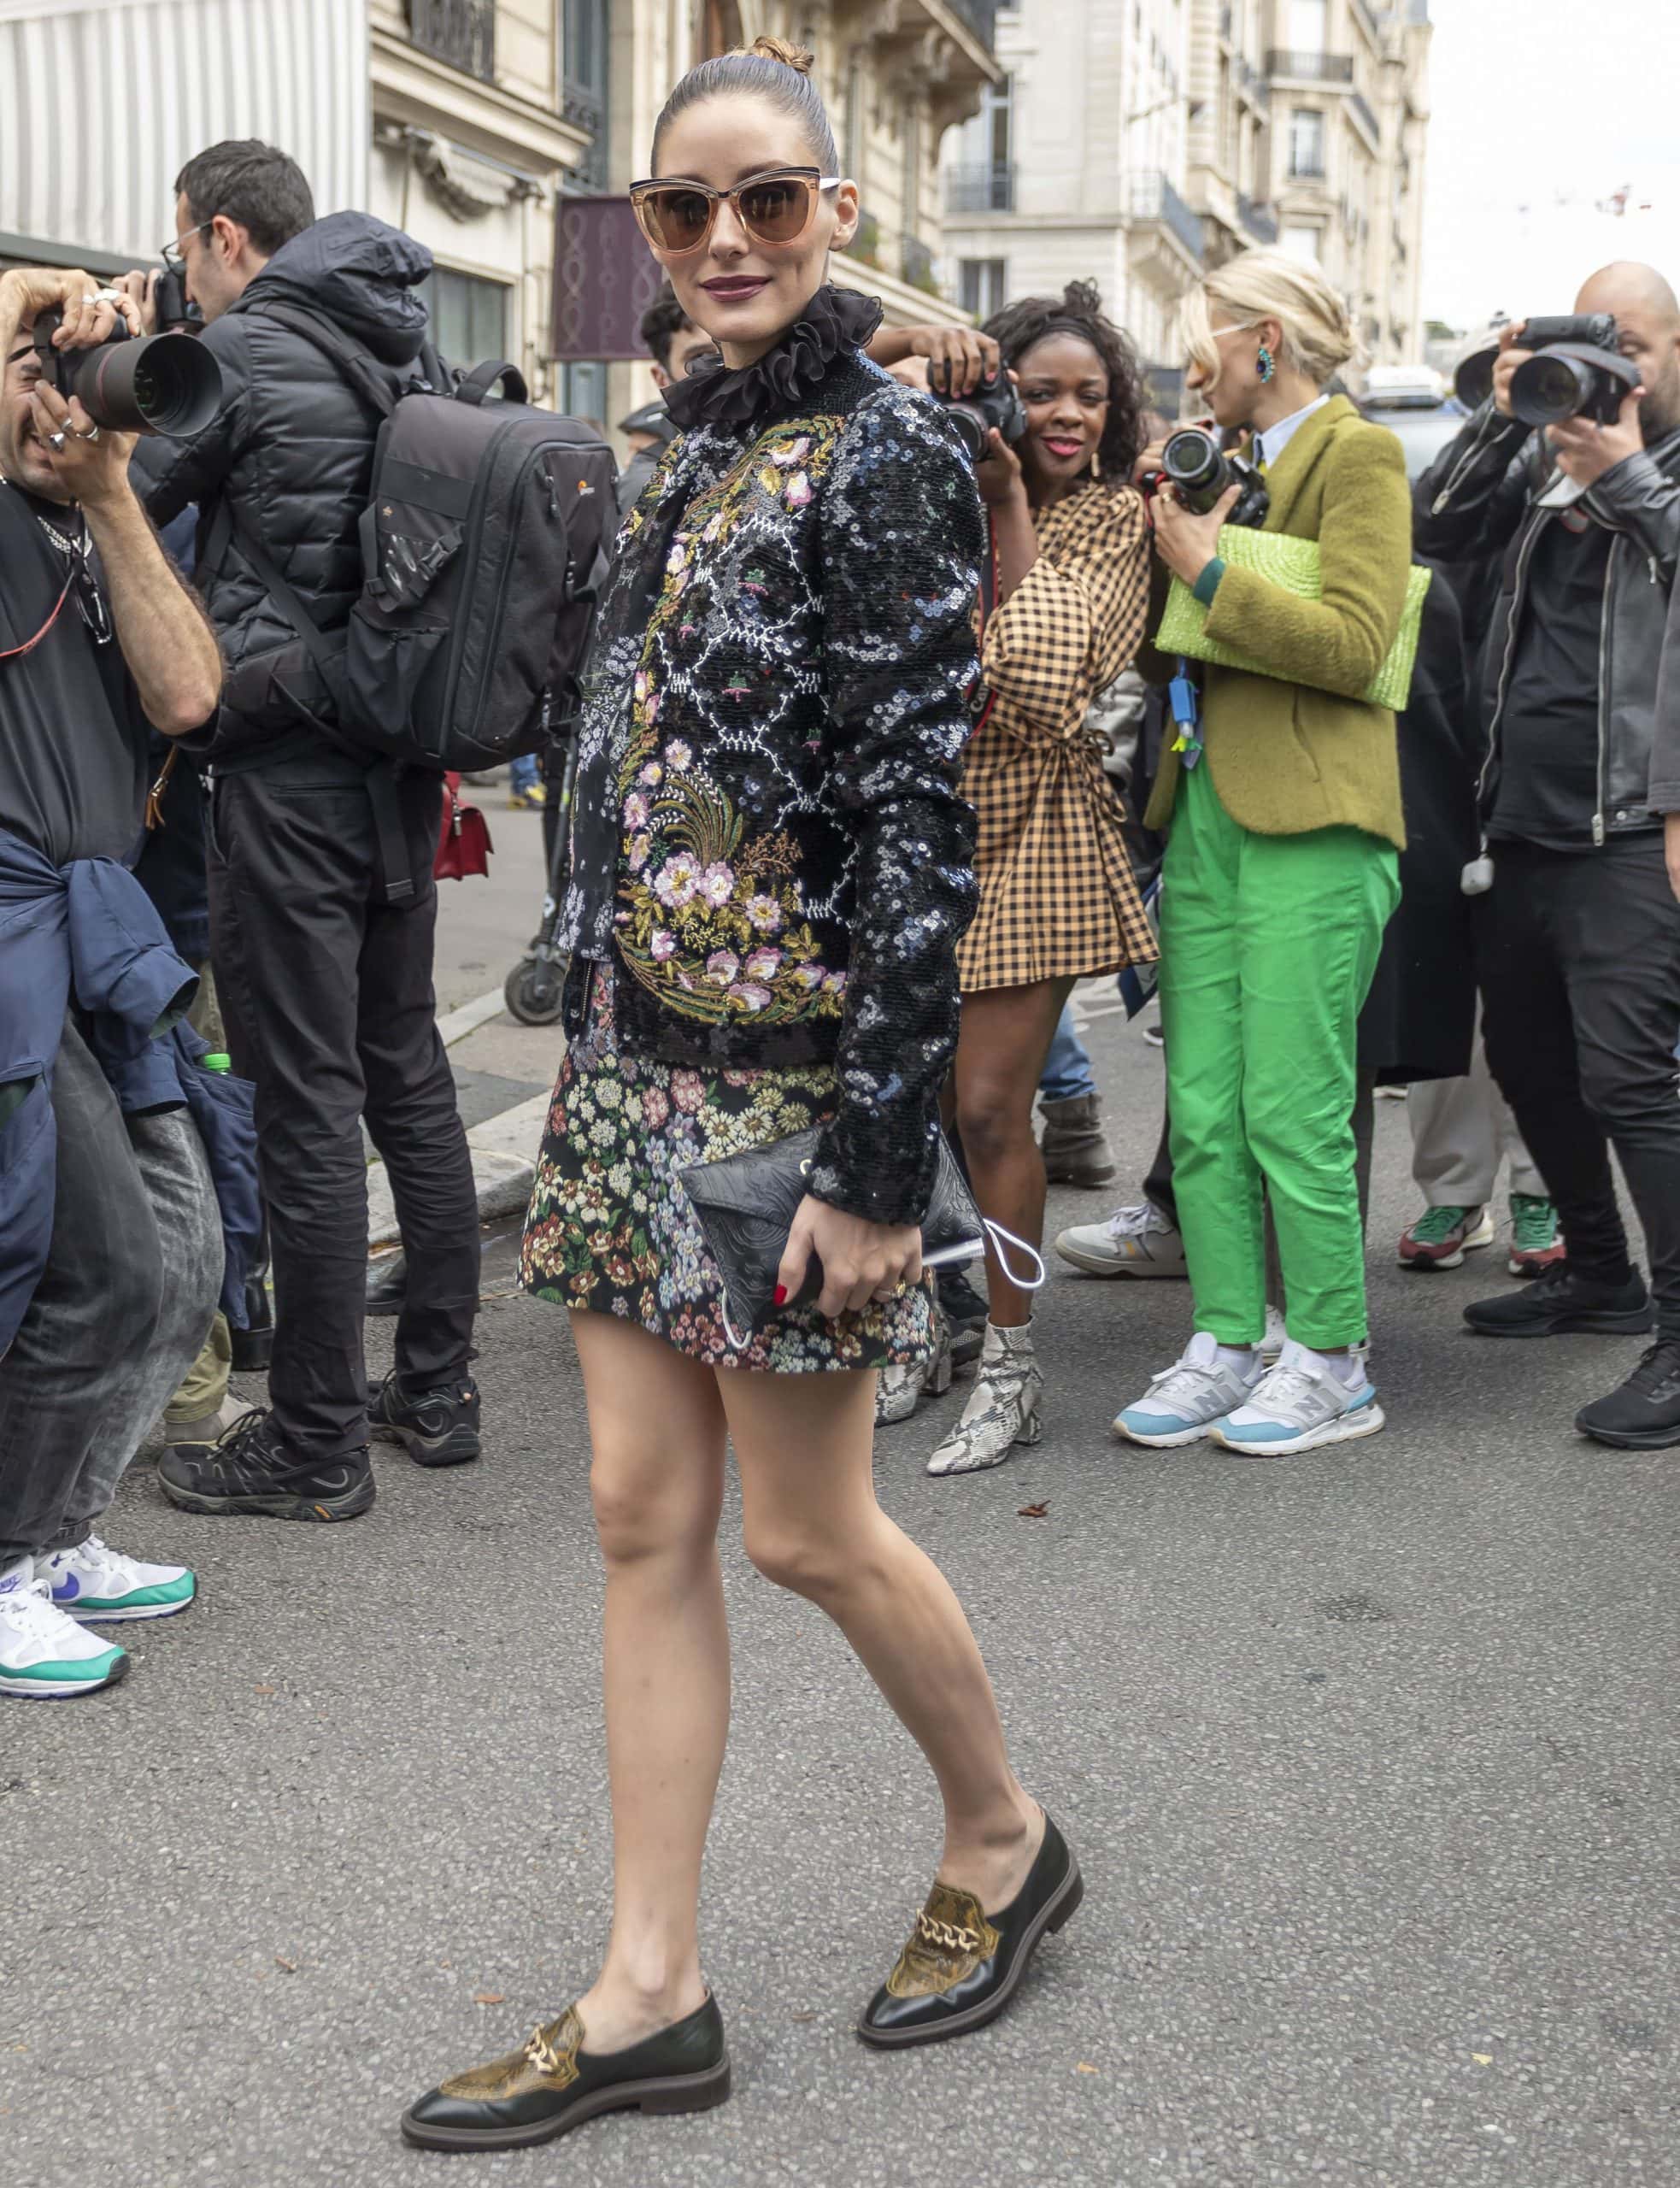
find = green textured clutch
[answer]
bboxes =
[1156,526,1433,713]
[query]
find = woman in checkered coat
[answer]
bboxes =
[915,283,1157,1478]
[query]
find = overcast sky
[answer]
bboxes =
[1423,0,1680,333]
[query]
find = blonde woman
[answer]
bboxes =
[1114,248,1412,1457]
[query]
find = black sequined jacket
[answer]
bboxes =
[561,287,984,1226]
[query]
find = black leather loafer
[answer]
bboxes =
[400,1995,730,2152]
[857,1812,1083,2049]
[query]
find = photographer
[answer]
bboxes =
[0,268,224,1697]
[1113,249,1409,1459]
[1414,262,1680,1449]
[615,281,718,515]
[123,141,484,1519]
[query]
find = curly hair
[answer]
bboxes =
[983,279,1148,480]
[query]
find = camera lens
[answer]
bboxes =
[1509,350,1594,428]
[73,332,222,438]
[939,403,990,463]
[1161,428,1229,515]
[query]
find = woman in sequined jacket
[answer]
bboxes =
[402,39,1083,2159]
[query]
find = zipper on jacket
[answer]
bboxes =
[1593,536,1615,844]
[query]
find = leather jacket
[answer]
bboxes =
[1413,401,1680,840]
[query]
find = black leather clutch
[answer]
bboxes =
[678,1126,984,1345]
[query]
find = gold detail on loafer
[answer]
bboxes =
[438,2005,583,2099]
[884,1883,1002,1999]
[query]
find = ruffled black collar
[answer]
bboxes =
[664,283,884,431]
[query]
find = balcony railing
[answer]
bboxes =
[408,0,494,81]
[944,162,1016,213]
[1128,171,1205,262]
[1237,191,1278,244]
[1349,89,1381,144]
[1266,48,1355,81]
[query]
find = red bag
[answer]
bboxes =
[434,770,492,881]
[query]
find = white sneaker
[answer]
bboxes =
[0,1558,129,1698]
[1213,1339,1385,1457]
[1114,1331,1262,1448]
[39,1534,196,1624]
[1055,1201,1188,1279]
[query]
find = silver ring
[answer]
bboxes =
[77,425,99,443]
[47,430,66,450]
[81,292,100,305]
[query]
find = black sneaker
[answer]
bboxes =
[936,1268,989,1372]
[1575,1340,1680,1448]
[156,1409,375,1520]
[1462,1265,1654,1339]
[367,1371,481,1467]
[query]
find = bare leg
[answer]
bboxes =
[569,1314,731,2050]
[720,1367,1042,1911]
[952,978,1078,1326]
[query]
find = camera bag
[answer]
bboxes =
[207,303,619,779]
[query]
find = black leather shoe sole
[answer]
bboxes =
[370,1417,480,1468]
[1464,1299,1654,1339]
[159,1471,375,1522]
[855,1861,1084,2050]
[398,2056,731,2151]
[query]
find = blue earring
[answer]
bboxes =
[1257,344,1275,383]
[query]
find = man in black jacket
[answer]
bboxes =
[1414,261,1680,1449]
[131,141,482,1520]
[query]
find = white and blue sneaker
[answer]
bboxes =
[1114,1331,1264,1448]
[0,1558,128,1698]
[1213,1339,1384,1456]
[39,1534,196,1623]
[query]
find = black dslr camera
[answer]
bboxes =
[1454,314,1641,427]
[929,366,1028,464]
[1148,426,1271,529]
[30,305,220,438]
[1506,315,1641,427]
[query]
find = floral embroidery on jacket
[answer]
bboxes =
[614,421,848,1026]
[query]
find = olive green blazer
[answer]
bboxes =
[1143,395,1412,850]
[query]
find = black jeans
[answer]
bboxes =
[209,753,479,1461]
[0,1021,221,1561]
[1475,834,1680,1333]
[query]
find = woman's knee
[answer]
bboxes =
[590,1447,722,1568]
[954,1076,1036,1169]
[742,1506,886,1601]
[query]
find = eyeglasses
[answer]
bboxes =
[160,221,213,271]
[628,168,840,256]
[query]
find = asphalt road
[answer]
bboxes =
[6,1009,1677,2188]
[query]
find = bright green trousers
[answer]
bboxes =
[1160,762,1399,1350]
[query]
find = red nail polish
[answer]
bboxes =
[772,1285,788,1306]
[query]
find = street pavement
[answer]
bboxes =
[6,859,1677,2187]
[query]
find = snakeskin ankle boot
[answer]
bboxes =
[925,1322,1043,1476]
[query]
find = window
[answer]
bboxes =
[1289,0,1327,50]
[562,0,609,191]
[1282,222,1322,262]
[423,268,509,369]
[561,360,608,428]
[960,259,1007,321]
[1289,107,1326,178]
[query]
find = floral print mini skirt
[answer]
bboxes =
[519,966,936,1374]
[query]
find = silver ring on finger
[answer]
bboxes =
[77,425,100,442]
[48,430,67,451]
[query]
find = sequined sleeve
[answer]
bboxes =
[981,487,1150,741]
[805,389,984,1227]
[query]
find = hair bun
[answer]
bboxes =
[749,34,816,75]
[1060,279,1105,318]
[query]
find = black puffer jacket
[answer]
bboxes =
[132,213,434,768]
